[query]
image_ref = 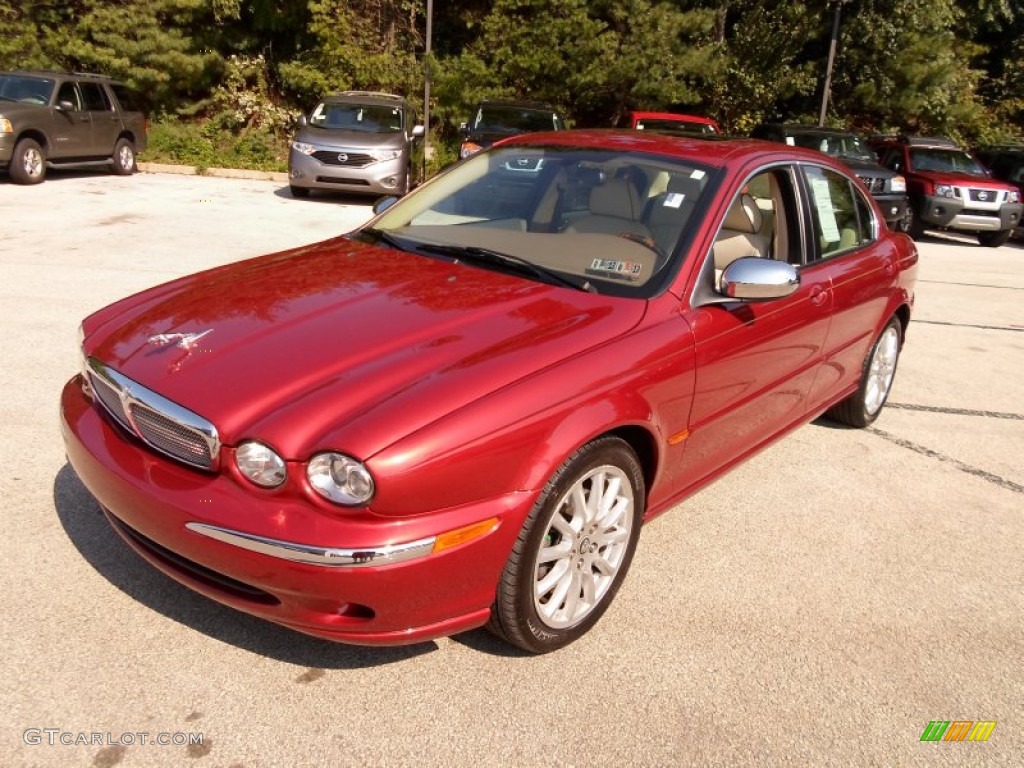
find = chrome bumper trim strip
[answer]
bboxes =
[185,523,435,568]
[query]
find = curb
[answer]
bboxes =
[138,162,289,183]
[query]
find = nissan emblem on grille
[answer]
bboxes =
[338,153,349,163]
[978,190,989,201]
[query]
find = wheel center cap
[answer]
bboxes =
[578,537,591,555]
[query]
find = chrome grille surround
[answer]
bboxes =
[85,357,220,471]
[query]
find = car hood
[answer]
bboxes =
[294,126,405,150]
[835,157,896,177]
[83,237,646,459]
[913,169,1010,189]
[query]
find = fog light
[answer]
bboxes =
[382,176,397,188]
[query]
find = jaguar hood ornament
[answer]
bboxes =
[147,329,213,350]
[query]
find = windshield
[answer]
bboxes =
[309,102,404,133]
[473,107,562,134]
[789,133,875,161]
[909,148,987,175]
[0,74,55,105]
[366,145,716,298]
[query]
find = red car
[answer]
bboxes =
[61,131,918,653]
[625,110,721,136]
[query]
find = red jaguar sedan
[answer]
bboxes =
[61,131,918,653]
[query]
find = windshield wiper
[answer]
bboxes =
[418,243,596,293]
[360,227,411,251]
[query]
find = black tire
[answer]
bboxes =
[111,138,137,175]
[826,315,902,428]
[10,138,46,184]
[290,185,310,199]
[977,229,1012,248]
[398,167,412,196]
[488,436,645,654]
[904,205,925,239]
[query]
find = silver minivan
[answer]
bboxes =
[288,91,424,198]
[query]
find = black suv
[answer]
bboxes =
[751,123,909,229]
[459,100,565,159]
[873,135,1022,247]
[0,70,147,184]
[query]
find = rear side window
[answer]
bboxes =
[80,82,111,111]
[110,84,142,113]
[804,165,875,260]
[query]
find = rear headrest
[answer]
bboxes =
[722,193,762,234]
[589,179,643,220]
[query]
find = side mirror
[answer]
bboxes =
[719,258,799,300]
[459,122,469,137]
[297,115,308,128]
[411,124,425,140]
[57,100,75,112]
[372,196,400,216]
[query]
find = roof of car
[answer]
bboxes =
[499,128,852,169]
[477,99,560,113]
[4,69,119,82]
[759,123,861,137]
[322,90,408,106]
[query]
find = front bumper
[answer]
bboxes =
[60,376,532,645]
[919,195,1022,232]
[873,194,909,227]
[0,132,13,166]
[288,150,407,196]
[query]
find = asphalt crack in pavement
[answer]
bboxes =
[886,402,1024,420]
[868,427,1024,496]
[913,319,1024,332]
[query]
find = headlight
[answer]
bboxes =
[890,175,906,193]
[934,184,956,198]
[369,149,401,162]
[0,117,12,134]
[235,441,287,488]
[291,141,316,155]
[307,452,375,505]
[460,142,482,159]
[1009,190,1021,204]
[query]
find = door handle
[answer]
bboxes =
[809,285,829,307]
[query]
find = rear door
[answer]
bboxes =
[79,81,120,158]
[799,164,896,411]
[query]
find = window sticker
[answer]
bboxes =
[785,137,795,146]
[587,258,644,281]
[809,176,842,242]
[662,192,685,208]
[691,169,706,180]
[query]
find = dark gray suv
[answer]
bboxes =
[288,91,424,198]
[751,124,909,230]
[0,70,147,184]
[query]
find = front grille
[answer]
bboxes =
[967,188,1002,203]
[856,175,886,194]
[86,358,219,471]
[311,150,375,167]
[316,176,371,186]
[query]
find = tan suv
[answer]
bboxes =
[0,70,148,184]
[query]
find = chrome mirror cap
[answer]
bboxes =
[720,258,800,301]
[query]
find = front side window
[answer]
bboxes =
[803,165,875,260]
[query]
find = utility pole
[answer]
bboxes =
[818,0,844,127]
[423,0,433,164]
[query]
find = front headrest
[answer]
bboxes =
[722,193,762,234]
[589,179,643,220]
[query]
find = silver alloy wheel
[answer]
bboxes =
[864,324,900,415]
[117,143,134,170]
[23,147,43,178]
[533,464,634,629]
